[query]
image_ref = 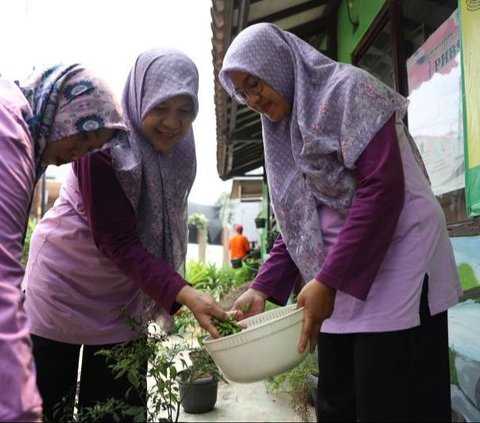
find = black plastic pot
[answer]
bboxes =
[178,374,218,414]
[254,217,266,229]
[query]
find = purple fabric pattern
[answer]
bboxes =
[19,65,127,180]
[111,49,198,280]
[219,23,412,281]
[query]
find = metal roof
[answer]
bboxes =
[211,0,341,180]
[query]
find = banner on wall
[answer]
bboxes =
[406,10,464,197]
[460,0,480,217]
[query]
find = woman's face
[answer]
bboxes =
[41,128,117,166]
[141,95,195,153]
[228,70,290,122]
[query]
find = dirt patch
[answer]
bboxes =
[218,281,252,310]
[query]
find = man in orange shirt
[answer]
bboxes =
[229,224,251,268]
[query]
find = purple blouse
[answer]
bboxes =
[0,81,42,421]
[23,149,188,345]
[74,150,187,310]
[252,115,461,334]
[252,116,403,302]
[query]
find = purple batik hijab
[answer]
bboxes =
[219,23,410,281]
[111,49,198,278]
[19,64,127,182]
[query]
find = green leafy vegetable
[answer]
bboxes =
[213,316,242,336]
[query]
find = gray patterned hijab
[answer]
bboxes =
[220,23,409,281]
[111,49,198,277]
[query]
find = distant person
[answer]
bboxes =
[0,63,127,422]
[229,224,250,268]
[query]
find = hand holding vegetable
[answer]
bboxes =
[231,288,268,319]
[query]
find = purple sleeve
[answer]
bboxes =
[315,115,404,300]
[250,234,300,305]
[0,99,42,421]
[73,150,187,314]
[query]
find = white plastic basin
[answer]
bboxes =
[203,304,309,383]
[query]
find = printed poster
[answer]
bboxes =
[406,10,463,196]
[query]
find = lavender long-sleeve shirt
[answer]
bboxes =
[252,116,461,333]
[74,150,187,309]
[0,81,42,422]
[23,150,187,345]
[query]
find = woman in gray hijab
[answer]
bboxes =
[23,49,228,421]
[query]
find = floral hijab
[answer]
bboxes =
[19,64,127,181]
[219,23,412,281]
[111,49,198,277]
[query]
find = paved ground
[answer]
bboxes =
[178,379,315,422]
[154,331,316,422]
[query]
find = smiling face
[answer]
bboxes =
[41,128,117,166]
[228,70,291,122]
[141,95,195,153]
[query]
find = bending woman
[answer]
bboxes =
[0,64,127,422]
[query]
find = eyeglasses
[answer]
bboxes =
[231,76,263,105]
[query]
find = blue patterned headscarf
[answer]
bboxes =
[220,23,410,281]
[19,64,127,180]
[111,49,198,277]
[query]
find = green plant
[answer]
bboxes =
[49,313,190,423]
[97,321,190,422]
[50,396,130,423]
[183,260,254,304]
[188,213,209,230]
[457,263,480,291]
[170,307,226,381]
[22,218,36,265]
[266,353,318,422]
[179,339,226,384]
[449,346,458,386]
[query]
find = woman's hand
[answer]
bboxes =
[296,279,336,353]
[176,285,228,339]
[231,288,268,319]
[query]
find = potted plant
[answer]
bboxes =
[177,341,226,414]
[175,313,228,415]
[254,216,266,229]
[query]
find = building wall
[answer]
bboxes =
[230,199,262,246]
[337,0,387,64]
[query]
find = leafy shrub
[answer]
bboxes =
[22,218,36,265]
[266,353,318,422]
[187,213,208,230]
[49,318,189,423]
[185,260,253,302]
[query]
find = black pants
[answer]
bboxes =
[316,278,451,422]
[31,335,146,422]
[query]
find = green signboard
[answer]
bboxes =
[459,0,480,216]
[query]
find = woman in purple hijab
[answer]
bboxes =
[220,23,461,421]
[22,49,229,421]
[0,64,127,422]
